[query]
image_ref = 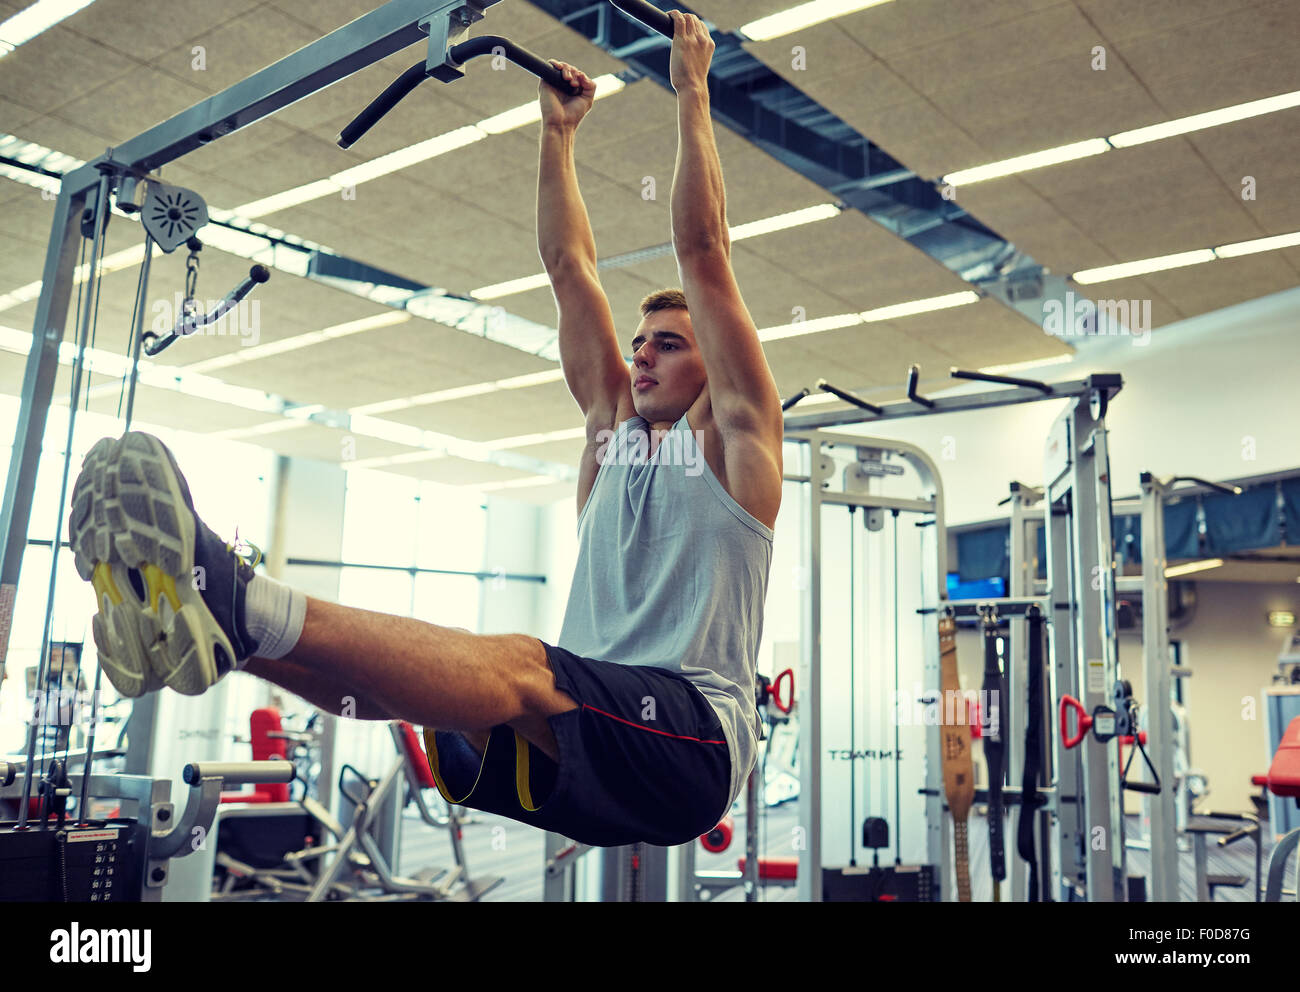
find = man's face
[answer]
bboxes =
[629,308,707,423]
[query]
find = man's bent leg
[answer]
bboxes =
[282,598,577,757]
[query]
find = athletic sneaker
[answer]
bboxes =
[68,433,261,698]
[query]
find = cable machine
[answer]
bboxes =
[782,365,1127,901]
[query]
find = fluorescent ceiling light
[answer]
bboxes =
[329,126,486,188]
[1109,91,1300,148]
[942,140,1109,187]
[481,426,585,450]
[1,240,149,314]
[232,181,341,220]
[0,161,59,193]
[343,450,446,472]
[861,290,979,321]
[210,421,308,440]
[352,383,493,415]
[0,0,97,54]
[1165,558,1223,578]
[1072,249,1216,285]
[480,75,623,134]
[979,354,1074,375]
[183,311,410,374]
[471,272,552,300]
[347,369,563,416]
[497,369,564,390]
[729,203,841,241]
[472,204,840,302]
[741,0,894,41]
[759,313,860,343]
[475,475,562,491]
[1214,231,1300,258]
[941,91,1300,186]
[348,415,427,448]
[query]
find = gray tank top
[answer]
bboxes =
[557,412,774,810]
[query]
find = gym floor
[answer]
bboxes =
[395,806,1300,902]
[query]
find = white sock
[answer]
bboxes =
[243,574,307,662]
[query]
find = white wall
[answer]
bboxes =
[1159,580,1299,812]
[815,285,1300,524]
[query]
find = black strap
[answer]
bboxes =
[981,615,1007,889]
[1018,610,1045,901]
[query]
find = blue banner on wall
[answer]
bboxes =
[1204,485,1280,555]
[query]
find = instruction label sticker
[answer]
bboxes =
[1087,659,1107,694]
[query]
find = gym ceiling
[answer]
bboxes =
[1,0,1298,504]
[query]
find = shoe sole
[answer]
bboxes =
[72,433,235,696]
[69,438,161,699]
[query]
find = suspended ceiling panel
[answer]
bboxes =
[249,420,413,464]
[761,322,959,398]
[505,437,583,467]
[81,384,279,435]
[736,210,974,312]
[215,318,556,412]
[1117,254,1300,320]
[503,267,663,340]
[631,244,860,332]
[381,454,540,486]
[1020,141,1263,261]
[384,378,579,440]
[1182,113,1300,236]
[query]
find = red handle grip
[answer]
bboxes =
[772,669,794,714]
[1060,695,1090,749]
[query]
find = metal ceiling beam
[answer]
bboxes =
[525,0,1100,337]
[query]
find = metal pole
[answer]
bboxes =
[797,439,824,902]
[0,184,87,676]
[17,171,112,828]
[122,236,156,430]
[1140,474,1179,901]
[1068,397,1122,901]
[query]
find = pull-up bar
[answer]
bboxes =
[339,0,676,148]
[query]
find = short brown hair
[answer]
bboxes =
[639,288,688,316]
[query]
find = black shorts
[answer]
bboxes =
[421,641,732,848]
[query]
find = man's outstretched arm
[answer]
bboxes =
[667,12,782,439]
[536,61,627,424]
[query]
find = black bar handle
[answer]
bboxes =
[950,367,1054,394]
[907,364,935,408]
[452,35,580,96]
[1171,476,1243,496]
[1219,825,1257,848]
[608,0,675,37]
[338,36,583,150]
[781,388,809,412]
[339,61,427,150]
[815,379,883,415]
[1122,780,1161,795]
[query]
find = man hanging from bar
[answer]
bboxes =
[67,10,784,849]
